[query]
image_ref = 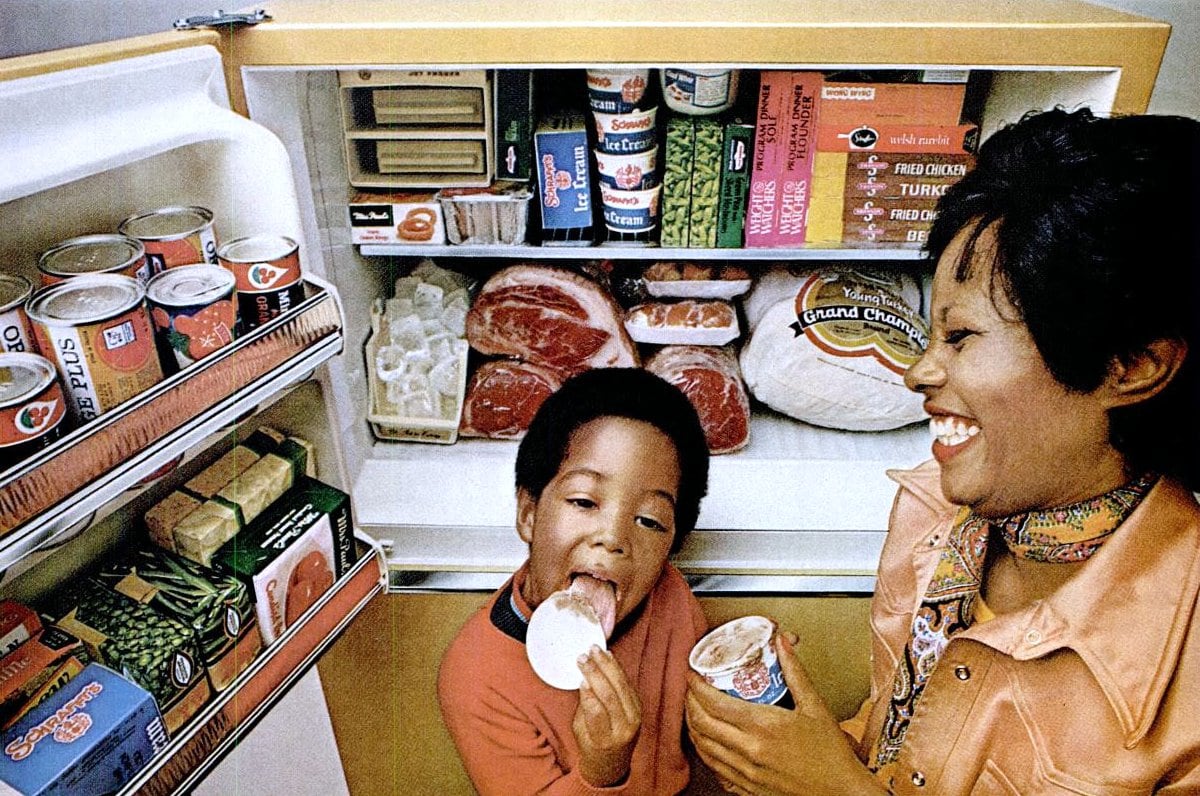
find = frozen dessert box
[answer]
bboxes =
[1,663,168,796]
[212,477,355,644]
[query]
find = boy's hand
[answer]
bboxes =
[573,645,641,787]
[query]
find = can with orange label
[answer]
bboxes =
[216,235,304,332]
[118,206,219,273]
[0,273,37,355]
[26,275,164,424]
[38,234,153,287]
[0,353,68,471]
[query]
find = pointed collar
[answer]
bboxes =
[889,462,1200,746]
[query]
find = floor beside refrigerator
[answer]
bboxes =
[195,669,350,796]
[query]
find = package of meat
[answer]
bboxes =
[645,345,750,454]
[459,359,566,440]
[641,261,752,300]
[739,266,928,431]
[624,299,740,346]
[466,264,638,374]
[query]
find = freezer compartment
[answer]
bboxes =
[0,282,343,568]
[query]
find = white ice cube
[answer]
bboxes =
[413,282,445,321]
[394,276,422,300]
[429,355,460,396]
[390,314,428,351]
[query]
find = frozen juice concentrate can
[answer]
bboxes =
[37,234,153,287]
[0,353,67,471]
[0,273,37,354]
[146,264,237,371]
[216,235,304,331]
[27,274,164,424]
[119,205,219,272]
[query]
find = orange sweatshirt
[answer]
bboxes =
[438,562,707,795]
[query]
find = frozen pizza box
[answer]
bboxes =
[1,663,168,796]
[95,546,263,693]
[212,477,355,644]
[40,578,210,735]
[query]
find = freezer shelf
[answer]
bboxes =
[0,281,344,572]
[359,243,927,261]
[119,535,386,796]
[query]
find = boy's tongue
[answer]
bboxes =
[569,575,616,638]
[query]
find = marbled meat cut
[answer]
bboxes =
[459,359,565,439]
[467,264,639,373]
[645,345,750,454]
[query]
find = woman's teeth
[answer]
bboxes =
[930,416,980,447]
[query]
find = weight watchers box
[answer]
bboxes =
[1,663,168,796]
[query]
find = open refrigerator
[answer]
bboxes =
[0,1,1169,792]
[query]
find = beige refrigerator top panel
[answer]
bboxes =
[216,0,1167,116]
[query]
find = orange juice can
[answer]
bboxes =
[0,353,68,471]
[216,235,304,331]
[0,273,37,355]
[119,206,219,273]
[26,274,164,424]
[37,234,153,287]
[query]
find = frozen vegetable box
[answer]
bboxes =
[213,477,355,644]
[1,663,168,796]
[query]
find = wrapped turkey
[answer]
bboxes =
[739,266,928,431]
[645,345,750,454]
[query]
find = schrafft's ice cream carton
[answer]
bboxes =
[1,663,168,796]
[533,111,594,239]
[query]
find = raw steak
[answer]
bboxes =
[467,264,639,373]
[459,359,565,439]
[645,345,750,454]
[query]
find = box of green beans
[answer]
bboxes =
[41,577,211,734]
[96,546,263,693]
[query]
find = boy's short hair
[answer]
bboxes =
[515,367,710,552]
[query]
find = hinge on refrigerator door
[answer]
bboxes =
[173,8,271,30]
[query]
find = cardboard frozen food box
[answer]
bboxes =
[0,601,41,659]
[96,546,263,693]
[1,663,168,796]
[0,627,88,729]
[41,578,210,735]
[212,477,355,644]
[348,191,446,245]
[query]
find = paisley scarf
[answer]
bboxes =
[871,471,1158,770]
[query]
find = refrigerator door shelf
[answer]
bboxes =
[0,280,344,575]
[119,534,386,796]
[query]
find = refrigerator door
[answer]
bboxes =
[0,36,372,795]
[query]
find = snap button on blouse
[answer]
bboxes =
[954,665,971,680]
[1025,629,1042,645]
[928,534,939,546]
[912,771,926,787]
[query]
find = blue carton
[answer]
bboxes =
[534,111,593,230]
[1,663,168,795]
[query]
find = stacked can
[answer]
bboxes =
[119,206,219,273]
[587,69,661,244]
[216,235,304,332]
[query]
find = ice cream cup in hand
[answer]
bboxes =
[689,615,789,706]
